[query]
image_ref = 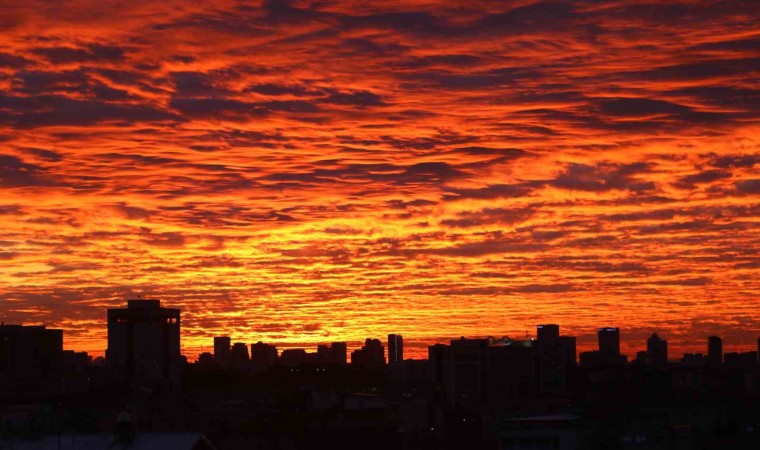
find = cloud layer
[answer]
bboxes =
[0,0,758,357]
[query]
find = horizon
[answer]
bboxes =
[11,296,760,361]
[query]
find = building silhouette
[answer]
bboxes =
[106,299,181,391]
[315,342,346,366]
[388,334,404,364]
[724,351,758,369]
[707,336,722,367]
[230,342,250,372]
[12,310,760,449]
[536,325,575,395]
[213,336,231,364]
[280,348,310,367]
[598,327,620,359]
[351,338,385,368]
[580,327,625,366]
[331,342,347,366]
[681,353,706,367]
[537,324,559,342]
[251,341,278,372]
[317,344,332,365]
[429,337,535,410]
[428,343,448,385]
[633,350,648,365]
[646,333,668,368]
[0,324,63,396]
[559,336,576,366]
[230,342,249,360]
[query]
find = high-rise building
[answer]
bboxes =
[646,333,668,368]
[314,342,346,366]
[536,324,559,395]
[428,343,449,385]
[537,324,559,343]
[228,342,250,372]
[332,342,347,366]
[707,336,722,367]
[213,336,231,364]
[0,324,64,396]
[559,336,577,366]
[317,344,333,365]
[106,299,181,391]
[598,327,620,358]
[251,341,278,372]
[388,334,404,364]
[351,338,385,368]
[279,349,310,367]
[536,325,575,395]
[431,337,535,409]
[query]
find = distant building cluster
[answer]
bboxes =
[3,298,760,399]
[4,298,760,449]
[203,335,400,373]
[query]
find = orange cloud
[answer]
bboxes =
[0,0,758,359]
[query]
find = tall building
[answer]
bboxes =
[707,336,722,367]
[559,336,577,366]
[536,324,559,342]
[317,344,333,365]
[332,342,347,366]
[536,325,559,395]
[0,325,64,396]
[315,342,346,366]
[388,334,404,364]
[646,333,668,368]
[536,325,575,395]
[213,336,231,364]
[106,299,181,391]
[428,343,449,385]
[598,327,620,358]
[351,338,385,369]
[251,341,278,372]
[229,342,249,369]
[431,337,535,409]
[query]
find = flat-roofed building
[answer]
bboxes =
[106,299,181,391]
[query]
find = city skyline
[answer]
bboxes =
[5,306,760,449]
[1,1,758,362]
[6,298,760,363]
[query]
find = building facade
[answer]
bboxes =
[0,324,63,396]
[106,299,181,391]
[388,334,404,364]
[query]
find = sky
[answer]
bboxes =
[0,0,758,359]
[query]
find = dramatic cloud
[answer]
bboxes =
[0,0,757,358]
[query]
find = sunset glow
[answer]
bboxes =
[0,0,758,359]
